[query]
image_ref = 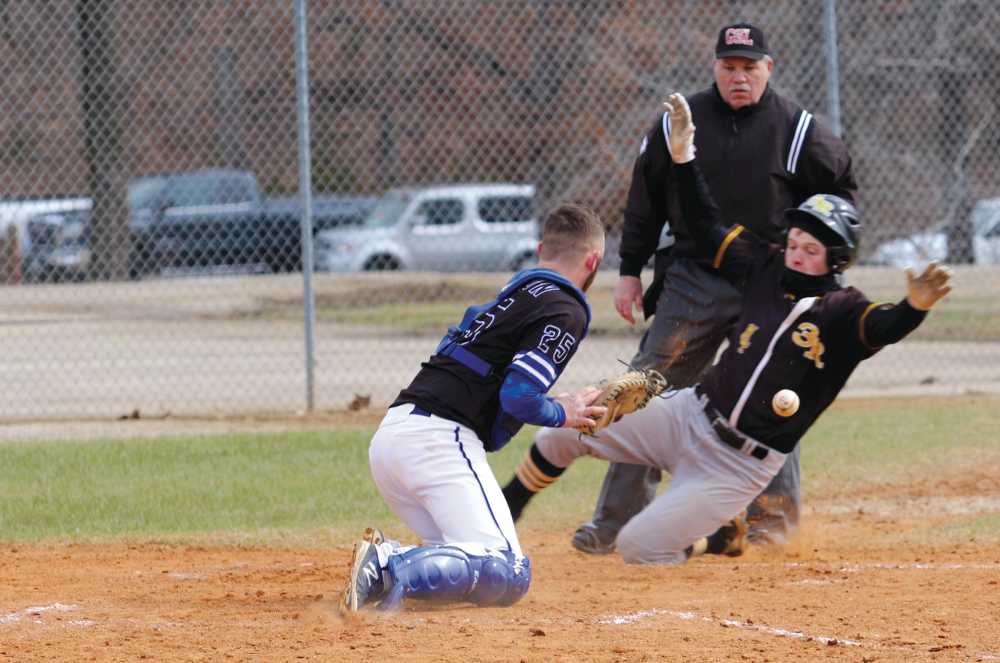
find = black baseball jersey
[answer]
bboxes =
[671,162,925,454]
[700,242,881,453]
[620,84,857,275]
[393,269,590,451]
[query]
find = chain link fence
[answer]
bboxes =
[1,1,999,426]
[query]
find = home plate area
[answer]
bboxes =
[2,515,1000,662]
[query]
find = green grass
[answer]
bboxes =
[799,396,1000,489]
[0,430,388,542]
[2,397,999,543]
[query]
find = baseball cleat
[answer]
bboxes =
[717,510,749,557]
[342,527,386,612]
[570,524,617,555]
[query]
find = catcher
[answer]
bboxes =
[501,93,952,564]
[342,204,607,611]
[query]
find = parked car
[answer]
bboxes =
[314,183,539,272]
[868,198,1000,267]
[0,196,90,257]
[21,169,376,282]
[23,209,91,283]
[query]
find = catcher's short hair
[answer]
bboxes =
[539,203,605,260]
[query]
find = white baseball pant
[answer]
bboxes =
[369,403,522,556]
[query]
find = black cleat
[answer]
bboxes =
[570,524,617,555]
[712,511,749,557]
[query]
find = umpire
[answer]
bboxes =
[573,22,858,554]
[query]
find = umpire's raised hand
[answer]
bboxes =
[662,93,696,163]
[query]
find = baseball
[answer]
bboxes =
[772,389,800,417]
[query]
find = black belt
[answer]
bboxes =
[695,387,769,461]
[410,405,432,417]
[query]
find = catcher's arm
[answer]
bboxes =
[553,386,607,431]
[498,371,606,431]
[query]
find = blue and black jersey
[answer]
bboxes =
[393,269,590,451]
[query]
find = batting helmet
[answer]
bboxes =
[784,194,860,272]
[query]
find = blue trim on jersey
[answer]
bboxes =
[454,426,512,551]
[437,343,491,377]
[510,350,557,389]
[508,268,592,330]
[499,370,566,428]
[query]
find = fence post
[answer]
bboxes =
[294,0,317,411]
[823,0,842,137]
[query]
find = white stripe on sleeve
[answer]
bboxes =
[512,360,552,388]
[523,350,557,380]
[786,111,812,175]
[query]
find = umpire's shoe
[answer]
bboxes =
[342,527,387,612]
[571,523,617,555]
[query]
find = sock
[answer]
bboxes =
[685,537,709,558]
[502,443,566,522]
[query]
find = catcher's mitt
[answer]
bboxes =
[577,368,668,435]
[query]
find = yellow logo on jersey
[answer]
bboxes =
[791,322,825,369]
[737,323,758,354]
[803,195,834,215]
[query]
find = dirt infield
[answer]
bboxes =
[3,464,999,663]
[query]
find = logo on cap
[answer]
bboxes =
[725,28,754,47]
[804,195,834,215]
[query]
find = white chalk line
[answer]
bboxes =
[598,608,1000,660]
[0,603,78,626]
[598,608,859,647]
[784,561,1000,571]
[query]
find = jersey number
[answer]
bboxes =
[538,324,576,364]
[461,298,515,345]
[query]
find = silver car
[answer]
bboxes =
[314,184,539,272]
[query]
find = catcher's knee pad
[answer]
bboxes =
[476,552,531,606]
[383,547,531,608]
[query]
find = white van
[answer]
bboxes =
[314,183,539,272]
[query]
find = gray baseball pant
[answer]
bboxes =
[582,257,801,545]
[543,388,787,564]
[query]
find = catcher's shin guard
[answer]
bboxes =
[378,547,531,610]
[503,443,566,522]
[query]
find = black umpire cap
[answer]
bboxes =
[715,23,770,60]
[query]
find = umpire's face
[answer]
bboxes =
[714,56,773,110]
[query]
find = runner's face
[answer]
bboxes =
[785,228,829,276]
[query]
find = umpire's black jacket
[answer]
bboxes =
[620,84,857,316]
